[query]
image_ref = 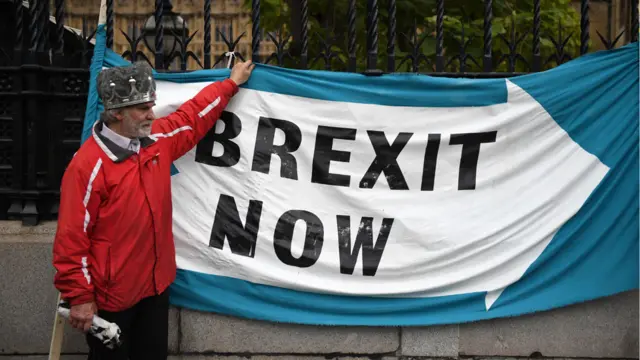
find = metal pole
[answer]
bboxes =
[300,0,308,69]
[251,0,260,63]
[155,0,164,69]
[483,0,492,72]
[387,0,396,72]
[580,0,590,55]
[532,0,541,71]
[106,0,114,48]
[204,0,211,68]
[365,0,382,74]
[435,0,444,72]
[347,0,356,72]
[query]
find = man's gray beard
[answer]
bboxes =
[138,127,151,138]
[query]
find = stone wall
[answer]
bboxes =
[1,221,638,359]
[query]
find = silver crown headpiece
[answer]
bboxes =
[97,62,157,110]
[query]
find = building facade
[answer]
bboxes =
[571,0,636,50]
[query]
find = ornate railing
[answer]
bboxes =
[0,0,637,225]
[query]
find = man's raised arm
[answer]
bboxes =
[152,60,255,161]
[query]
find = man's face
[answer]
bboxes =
[118,101,156,138]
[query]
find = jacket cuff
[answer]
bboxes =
[67,293,95,306]
[222,78,240,96]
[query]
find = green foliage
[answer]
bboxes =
[244,0,583,73]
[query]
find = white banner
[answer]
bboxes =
[86,26,639,325]
[154,80,607,310]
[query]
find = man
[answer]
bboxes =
[52,59,254,359]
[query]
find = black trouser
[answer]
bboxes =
[87,290,169,360]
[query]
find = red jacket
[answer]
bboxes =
[53,78,238,312]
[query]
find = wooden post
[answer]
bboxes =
[48,293,65,360]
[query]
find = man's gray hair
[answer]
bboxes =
[100,109,122,125]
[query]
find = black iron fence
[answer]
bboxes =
[0,0,637,225]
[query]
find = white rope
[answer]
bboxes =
[225,52,236,69]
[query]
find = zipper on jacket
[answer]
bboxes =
[105,246,111,305]
[151,226,158,295]
[139,155,159,295]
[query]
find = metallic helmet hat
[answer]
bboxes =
[97,62,157,110]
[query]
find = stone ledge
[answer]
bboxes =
[1,233,638,359]
[0,240,177,355]
[167,357,394,360]
[169,306,180,353]
[0,357,400,360]
[1,357,637,360]
[459,290,639,359]
[179,308,400,354]
[0,221,57,238]
[0,241,87,354]
[401,325,459,357]
[0,356,87,360]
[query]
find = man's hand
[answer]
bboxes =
[229,59,255,86]
[69,301,97,332]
